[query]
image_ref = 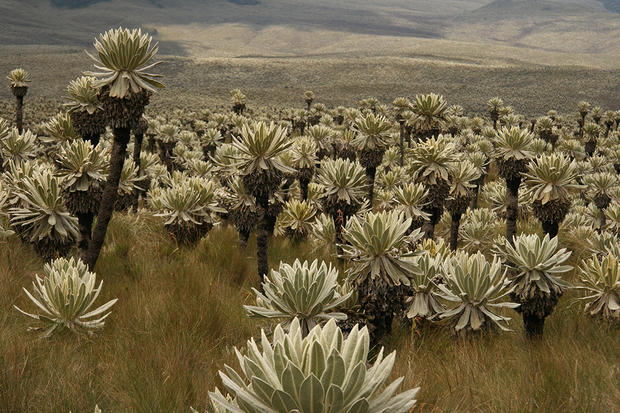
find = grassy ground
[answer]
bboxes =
[1,49,620,130]
[0,213,618,412]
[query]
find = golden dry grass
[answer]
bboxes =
[0,212,618,412]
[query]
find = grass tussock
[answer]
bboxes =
[0,215,259,412]
[0,214,618,412]
[390,304,620,413]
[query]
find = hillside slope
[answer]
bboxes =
[0,0,618,59]
[445,0,620,55]
[0,0,471,47]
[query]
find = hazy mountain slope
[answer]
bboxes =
[445,0,620,55]
[0,0,618,61]
[0,0,472,45]
[461,0,603,17]
[598,0,620,12]
[0,0,488,56]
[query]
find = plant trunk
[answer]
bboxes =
[132,133,143,171]
[15,96,23,133]
[422,207,442,239]
[422,221,434,239]
[373,312,394,344]
[523,313,545,338]
[132,133,144,211]
[471,175,485,210]
[84,127,131,269]
[84,133,100,147]
[541,220,559,239]
[449,212,462,251]
[599,208,606,233]
[147,136,156,152]
[399,122,405,167]
[238,229,250,249]
[266,209,278,237]
[256,194,269,284]
[158,141,174,173]
[505,177,520,245]
[471,185,480,209]
[334,211,346,265]
[299,176,310,200]
[367,166,377,206]
[77,212,94,263]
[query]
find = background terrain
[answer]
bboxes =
[1,0,620,114]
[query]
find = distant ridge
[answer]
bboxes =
[600,0,620,12]
[228,0,260,4]
[461,0,597,18]
[50,0,109,8]
[0,0,617,60]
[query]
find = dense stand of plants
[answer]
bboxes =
[1,27,620,412]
